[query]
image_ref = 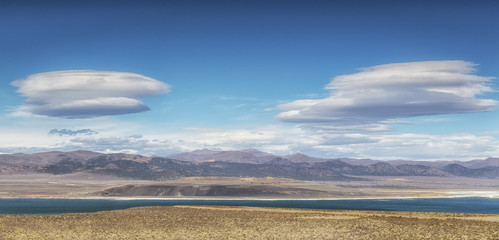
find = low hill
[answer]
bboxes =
[97,177,362,198]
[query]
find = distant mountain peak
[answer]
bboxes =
[239,148,274,157]
[284,152,326,163]
[166,148,275,164]
[191,149,219,154]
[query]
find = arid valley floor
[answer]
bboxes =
[1,173,498,199]
[1,205,498,239]
[1,174,498,239]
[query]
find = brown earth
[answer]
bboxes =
[97,177,366,198]
[1,174,499,199]
[0,205,498,239]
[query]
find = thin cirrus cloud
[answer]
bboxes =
[11,70,170,118]
[276,60,497,127]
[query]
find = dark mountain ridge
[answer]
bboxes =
[1,150,498,179]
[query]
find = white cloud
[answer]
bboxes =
[314,133,499,160]
[165,125,321,155]
[276,61,496,126]
[3,63,498,160]
[302,123,393,133]
[12,70,169,118]
[1,123,499,160]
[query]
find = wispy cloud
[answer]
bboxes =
[49,128,98,136]
[312,133,499,160]
[276,61,496,128]
[67,135,184,156]
[12,70,169,118]
[1,124,499,160]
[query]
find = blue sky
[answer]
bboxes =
[1,0,498,160]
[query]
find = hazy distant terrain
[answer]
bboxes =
[1,173,498,199]
[1,149,498,180]
[1,149,498,199]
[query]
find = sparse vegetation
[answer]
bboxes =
[0,206,497,240]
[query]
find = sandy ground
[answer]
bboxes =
[0,205,497,239]
[0,173,153,198]
[1,174,499,200]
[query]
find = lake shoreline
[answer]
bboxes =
[2,195,499,215]
[1,190,498,201]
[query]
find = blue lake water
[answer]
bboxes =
[0,197,498,215]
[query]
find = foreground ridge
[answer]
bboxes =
[1,206,498,239]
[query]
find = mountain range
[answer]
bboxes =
[1,149,498,180]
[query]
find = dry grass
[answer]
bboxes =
[1,206,498,240]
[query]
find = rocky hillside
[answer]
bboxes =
[1,150,498,180]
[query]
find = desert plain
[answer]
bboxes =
[1,174,499,239]
[1,205,498,240]
[1,173,498,199]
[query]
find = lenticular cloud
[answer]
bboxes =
[12,70,169,118]
[276,60,497,125]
